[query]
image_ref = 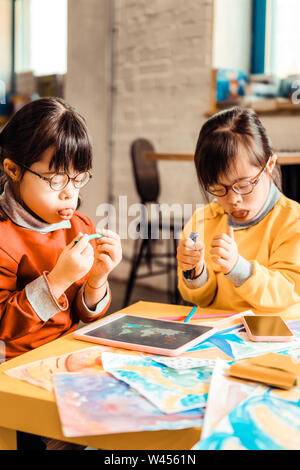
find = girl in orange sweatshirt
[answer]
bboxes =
[0,97,122,361]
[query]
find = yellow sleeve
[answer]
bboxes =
[178,265,217,307]
[234,219,300,314]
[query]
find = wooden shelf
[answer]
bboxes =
[145,152,300,165]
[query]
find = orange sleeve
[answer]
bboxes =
[0,248,44,343]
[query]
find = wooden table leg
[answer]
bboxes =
[0,427,17,450]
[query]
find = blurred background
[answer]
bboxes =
[0,0,300,312]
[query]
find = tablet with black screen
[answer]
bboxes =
[74,314,216,356]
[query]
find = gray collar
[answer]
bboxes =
[0,183,71,233]
[227,182,280,230]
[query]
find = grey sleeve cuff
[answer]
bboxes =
[25,273,69,322]
[182,264,208,289]
[224,255,253,287]
[80,281,111,316]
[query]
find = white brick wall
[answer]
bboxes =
[102,0,300,292]
[108,0,213,288]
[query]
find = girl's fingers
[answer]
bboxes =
[81,243,94,257]
[212,256,227,267]
[210,247,229,259]
[178,255,201,267]
[179,262,196,271]
[95,244,120,262]
[212,233,234,245]
[97,229,120,241]
[181,238,196,249]
[211,238,232,252]
[95,237,118,247]
[71,233,90,253]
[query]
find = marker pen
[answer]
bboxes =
[183,231,198,280]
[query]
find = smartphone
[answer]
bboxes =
[242,315,294,342]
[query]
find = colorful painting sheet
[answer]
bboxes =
[193,386,300,450]
[52,372,205,437]
[194,348,300,450]
[188,323,300,360]
[201,359,265,439]
[5,345,139,392]
[152,356,216,370]
[101,352,213,413]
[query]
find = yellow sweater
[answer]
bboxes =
[178,193,300,319]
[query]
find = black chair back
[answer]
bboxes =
[131,138,160,203]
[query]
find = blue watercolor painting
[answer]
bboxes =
[188,324,300,360]
[52,372,205,437]
[101,352,213,413]
[193,390,300,450]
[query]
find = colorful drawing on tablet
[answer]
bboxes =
[52,372,205,437]
[101,352,213,413]
[74,314,216,356]
[193,387,300,450]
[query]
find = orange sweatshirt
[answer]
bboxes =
[0,211,111,360]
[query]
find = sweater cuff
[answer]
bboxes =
[182,264,208,289]
[25,272,69,322]
[80,281,111,316]
[224,255,253,287]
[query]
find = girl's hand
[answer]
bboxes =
[47,233,94,296]
[87,229,122,285]
[177,238,205,277]
[210,227,238,274]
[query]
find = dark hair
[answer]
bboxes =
[0,97,93,218]
[194,106,281,199]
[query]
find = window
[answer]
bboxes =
[15,0,67,76]
[268,0,300,77]
[253,0,300,77]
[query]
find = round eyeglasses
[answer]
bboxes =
[17,162,92,191]
[206,164,267,197]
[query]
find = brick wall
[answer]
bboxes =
[109,0,213,287]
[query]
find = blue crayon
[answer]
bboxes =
[74,233,104,245]
[183,231,198,280]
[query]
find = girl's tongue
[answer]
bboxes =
[231,209,249,220]
[58,209,74,219]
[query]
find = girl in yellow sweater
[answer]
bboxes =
[177,107,300,319]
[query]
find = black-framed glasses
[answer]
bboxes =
[206,163,267,197]
[17,162,92,191]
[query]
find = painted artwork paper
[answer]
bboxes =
[101,352,213,413]
[188,323,300,360]
[193,387,300,450]
[5,345,139,392]
[52,372,205,437]
[151,356,216,370]
[201,359,265,439]
[194,348,300,450]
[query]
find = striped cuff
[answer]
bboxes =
[224,255,253,287]
[80,281,111,316]
[182,264,208,289]
[25,273,69,322]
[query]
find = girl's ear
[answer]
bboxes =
[267,154,277,174]
[3,158,22,182]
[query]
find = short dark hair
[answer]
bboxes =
[0,97,93,217]
[194,106,281,198]
[0,97,92,174]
